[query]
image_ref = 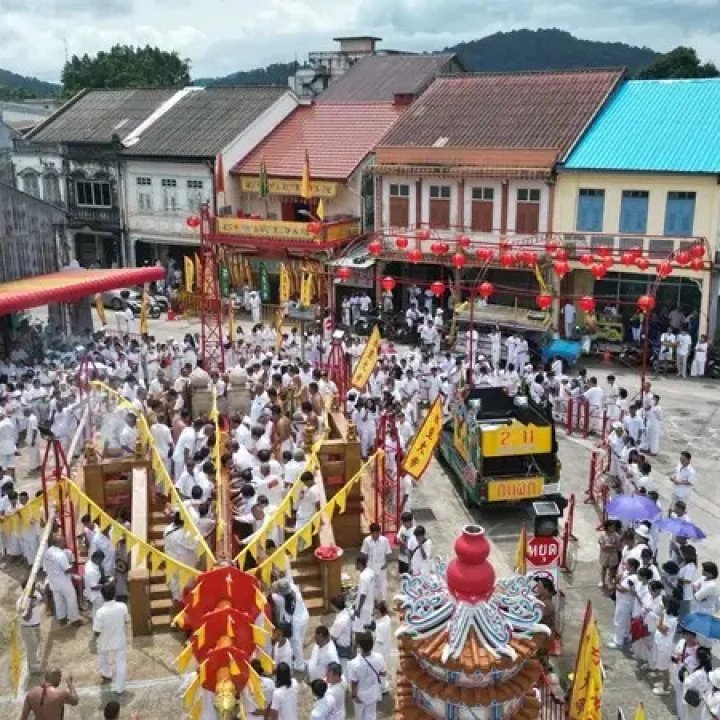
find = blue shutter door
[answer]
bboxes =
[664,195,695,236]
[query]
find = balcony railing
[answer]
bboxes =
[214,217,361,245]
[69,205,120,225]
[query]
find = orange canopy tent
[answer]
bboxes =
[0,267,165,316]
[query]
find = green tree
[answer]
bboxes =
[638,46,719,79]
[61,44,191,96]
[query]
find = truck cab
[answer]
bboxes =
[438,386,561,506]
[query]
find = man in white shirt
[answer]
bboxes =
[348,632,386,720]
[90,528,116,576]
[93,583,129,694]
[84,550,106,619]
[675,328,692,378]
[295,471,321,533]
[307,625,340,683]
[408,525,433,575]
[172,419,202,482]
[583,376,604,408]
[670,451,695,504]
[0,410,17,476]
[353,554,376,633]
[360,524,392,601]
[42,536,82,625]
[326,662,348,720]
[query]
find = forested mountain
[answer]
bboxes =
[0,68,60,99]
[202,28,659,87]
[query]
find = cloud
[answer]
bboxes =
[1,0,719,83]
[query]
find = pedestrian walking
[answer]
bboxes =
[94,583,130,695]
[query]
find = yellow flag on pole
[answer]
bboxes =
[228,302,236,343]
[316,198,325,221]
[569,605,603,720]
[351,325,381,389]
[634,704,646,720]
[279,264,290,304]
[515,524,527,574]
[194,254,201,292]
[402,396,443,480]
[300,149,311,199]
[300,272,313,306]
[94,294,107,325]
[139,289,149,335]
[184,256,194,292]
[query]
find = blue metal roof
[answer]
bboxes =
[563,79,720,173]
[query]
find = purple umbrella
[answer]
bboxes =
[656,517,706,540]
[605,494,661,522]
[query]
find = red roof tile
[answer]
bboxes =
[379,69,624,157]
[232,103,404,180]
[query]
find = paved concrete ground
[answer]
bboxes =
[1,309,717,718]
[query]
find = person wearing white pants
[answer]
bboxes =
[94,583,129,694]
[272,579,310,673]
[608,558,639,649]
[42,536,81,625]
[349,632,386,720]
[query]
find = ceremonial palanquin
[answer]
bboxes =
[394,524,549,720]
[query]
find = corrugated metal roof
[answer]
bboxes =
[316,53,455,103]
[564,79,720,173]
[378,69,623,156]
[123,86,288,157]
[233,103,404,180]
[27,88,178,143]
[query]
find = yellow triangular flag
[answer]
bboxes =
[175,642,195,673]
[251,623,270,646]
[183,672,202,709]
[316,198,325,221]
[634,704,646,720]
[149,550,164,573]
[260,562,273,586]
[227,615,234,638]
[189,700,202,720]
[254,586,267,612]
[284,536,299,561]
[247,665,264,705]
[334,488,347,514]
[194,623,206,649]
[256,646,274,674]
[229,656,243,677]
[299,524,314,548]
[172,609,186,628]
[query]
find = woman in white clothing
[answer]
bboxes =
[373,602,392,693]
[643,395,663,456]
[649,596,679,695]
[268,662,298,720]
[692,562,720,614]
[681,647,712,720]
[691,335,709,378]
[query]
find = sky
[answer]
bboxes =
[2,0,720,83]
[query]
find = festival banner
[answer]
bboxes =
[0,486,57,532]
[634,705,645,720]
[279,264,290,304]
[244,258,254,289]
[515,524,527,574]
[95,295,107,325]
[218,263,231,297]
[184,256,194,292]
[300,149,311,199]
[194,254,202,292]
[569,603,603,720]
[259,262,271,302]
[227,302,236,343]
[274,308,284,354]
[402,397,443,480]
[351,325,381,389]
[209,389,225,546]
[300,272,314,306]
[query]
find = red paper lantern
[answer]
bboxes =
[437,242,450,255]
[637,295,655,313]
[395,235,409,249]
[525,250,538,267]
[452,252,467,269]
[408,248,422,263]
[536,293,553,310]
[381,276,396,292]
[621,251,634,267]
[500,240,512,253]
[476,247,494,262]
[657,260,673,278]
[368,240,382,255]
[545,239,558,253]
[691,244,706,259]
[634,256,650,271]
[417,229,431,241]
[457,234,471,249]
[478,281,495,299]
[186,215,201,228]
[630,246,643,258]
[430,242,442,254]
[579,296,596,313]
[553,259,570,277]
[690,257,704,271]
[500,252,516,268]
[675,249,690,265]
[337,267,351,280]
[601,255,615,269]
[430,281,445,297]
[590,263,607,279]
[597,246,611,258]
[554,247,568,261]
[579,253,594,267]
[308,220,323,235]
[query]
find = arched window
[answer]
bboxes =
[42,172,61,205]
[21,170,40,198]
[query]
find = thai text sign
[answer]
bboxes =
[481,421,551,457]
[239,176,337,197]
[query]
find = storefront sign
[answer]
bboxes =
[216,218,313,239]
[239,176,337,197]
